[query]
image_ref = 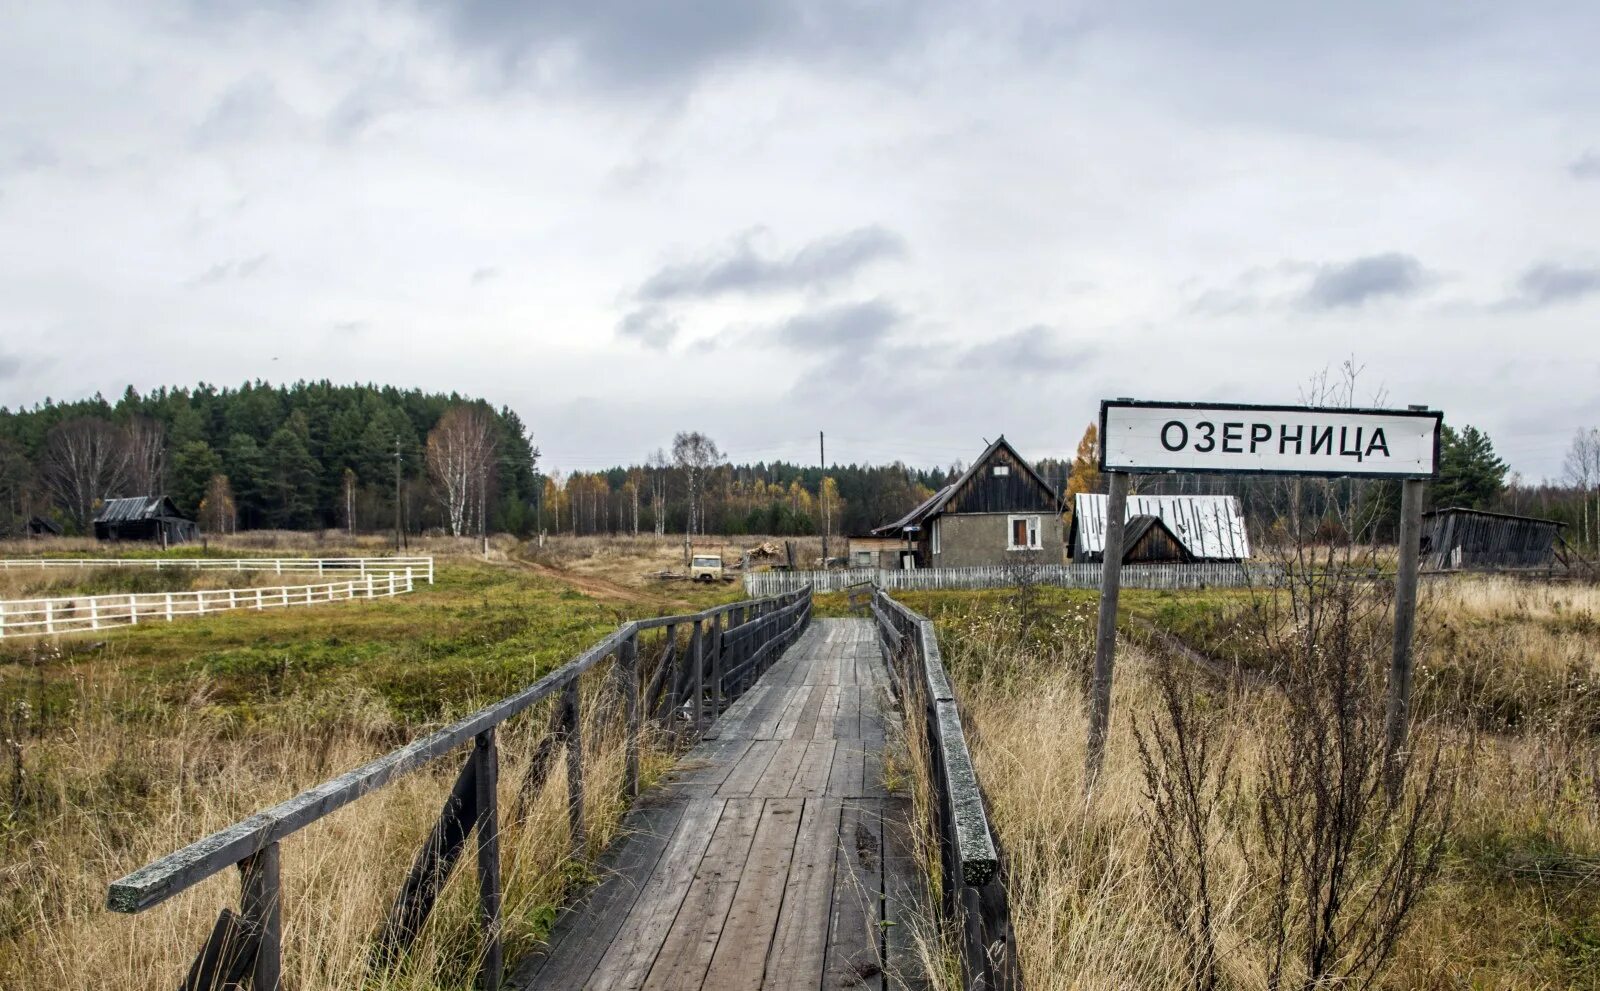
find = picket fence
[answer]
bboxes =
[0,569,417,639]
[0,556,434,584]
[744,561,1283,596]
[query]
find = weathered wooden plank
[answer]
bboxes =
[811,685,841,741]
[826,741,866,799]
[751,737,811,798]
[770,686,816,740]
[582,798,728,990]
[642,798,764,989]
[702,798,804,990]
[510,798,687,987]
[753,687,804,740]
[717,740,783,799]
[762,798,843,990]
[787,739,838,799]
[823,800,885,991]
[834,688,862,741]
[667,737,755,797]
[881,798,929,991]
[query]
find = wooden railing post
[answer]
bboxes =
[239,843,281,991]
[621,632,641,799]
[709,614,724,718]
[474,729,502,990]
[562,680,585,857]
[689,620,704,732]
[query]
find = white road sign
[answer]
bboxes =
[1099,400,1441,478]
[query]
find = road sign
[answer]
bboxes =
[1098,400,1441,479]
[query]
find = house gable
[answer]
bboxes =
[937,438,1062,518]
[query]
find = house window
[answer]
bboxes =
[1008,515,1041,550]
[931,519,941,555]
[851,550,873,567]
[992,465,1010,476]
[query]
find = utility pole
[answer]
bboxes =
[819,431,828,567]
[393,435,403,552]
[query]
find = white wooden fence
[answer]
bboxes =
[0,570,417,639]
[744,562,1284,596]
[0,556,434,584]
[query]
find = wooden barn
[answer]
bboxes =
[93,496,200,545]
[870,436,1065,567]
[1420,507,1563,571]
[1119,515,1196,563]
[845,534,913,569]
[1071,493,1250,562]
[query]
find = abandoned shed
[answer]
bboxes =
[870,436,1065,567]
[23,515,61,537]
[1420,507,1563,571]
[1071,493,1251,562]
[93,496,200,544]
[845,534,913,569]
[1119,515,1196,563]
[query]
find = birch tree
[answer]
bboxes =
[426,404,498,537]
[199,474,237,533]
[1564,427,1600,548]
[41,417,129,531]
[672,431,722,536]
[124,417,167,497]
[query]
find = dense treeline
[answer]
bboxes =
[0,381,540,536]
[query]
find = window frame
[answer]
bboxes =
[1007,514,1042,551]
[931,518,941,556]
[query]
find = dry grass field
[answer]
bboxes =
[0,533,747,989]
[895,576,1600,990]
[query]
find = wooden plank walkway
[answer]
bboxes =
[511,618,921,991]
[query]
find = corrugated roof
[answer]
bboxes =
[1073,493,1251,560]
[94,496,185,523]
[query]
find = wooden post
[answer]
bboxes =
[1386,476,1426,798]
[474,729,502,990]
[562,680,585,857]
[689,620,704,732]
[621,633,641,799]
[1085,471,1131,789]
[708,613,724,718]
[239,843,282,991]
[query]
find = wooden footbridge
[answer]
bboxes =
[107,588,1016,990]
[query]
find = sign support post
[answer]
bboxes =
[1385,471,1426,799]
[1085,470,1130,789]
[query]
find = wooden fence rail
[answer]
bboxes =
[105,585,813,990]
[747,561,1281,595]
[0,555,436,584]
[0,570,418,639]
[873,588,1019,991]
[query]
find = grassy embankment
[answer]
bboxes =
[0,535,742,989]
[891,579,1600,990]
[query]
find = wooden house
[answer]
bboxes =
[870,436,1065,567]
[1119,515,1195,563]
[1071,493,1250,562]
[93,496,200,544]
[1420,507,1563,571]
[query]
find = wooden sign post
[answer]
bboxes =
[1084,399,1441,792]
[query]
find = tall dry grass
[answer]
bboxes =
[0,650,673,988]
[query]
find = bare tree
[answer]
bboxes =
[342,467,358,536]
[672,431,723,536]
[425,405,498,537]
[40,417,128,532]
[199,474,237,534]
[123,417,167,498]
[1563,427,1600,549]
[646,448,670,536]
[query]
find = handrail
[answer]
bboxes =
[873,588,1018,990]
[105,584,812,990]
[0,555,435,584]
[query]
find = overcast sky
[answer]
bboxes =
[3,1,1598,480]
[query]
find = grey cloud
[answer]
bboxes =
[0,352,20,381]
[418,0,937,90]
[1507,262,1600,308]
[638,226,906,302]
[616,307,680,349]
[1301,253,1430,310]
[185,254,270,288]
[772,299,902,352]
[962,325,1096,375]
[193,76,296,146]
[1570,152,1600,180]
[471,267,499,286]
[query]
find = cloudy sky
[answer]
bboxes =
[3,1,1598,479]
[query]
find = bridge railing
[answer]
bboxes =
[105,585,812,990]
[0,555,436,584]
[0,569,416,639]
[873,588,1019,991]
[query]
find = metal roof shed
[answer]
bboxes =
[1071,493,1251,562]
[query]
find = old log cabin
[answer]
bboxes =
[870,436,1065,567]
